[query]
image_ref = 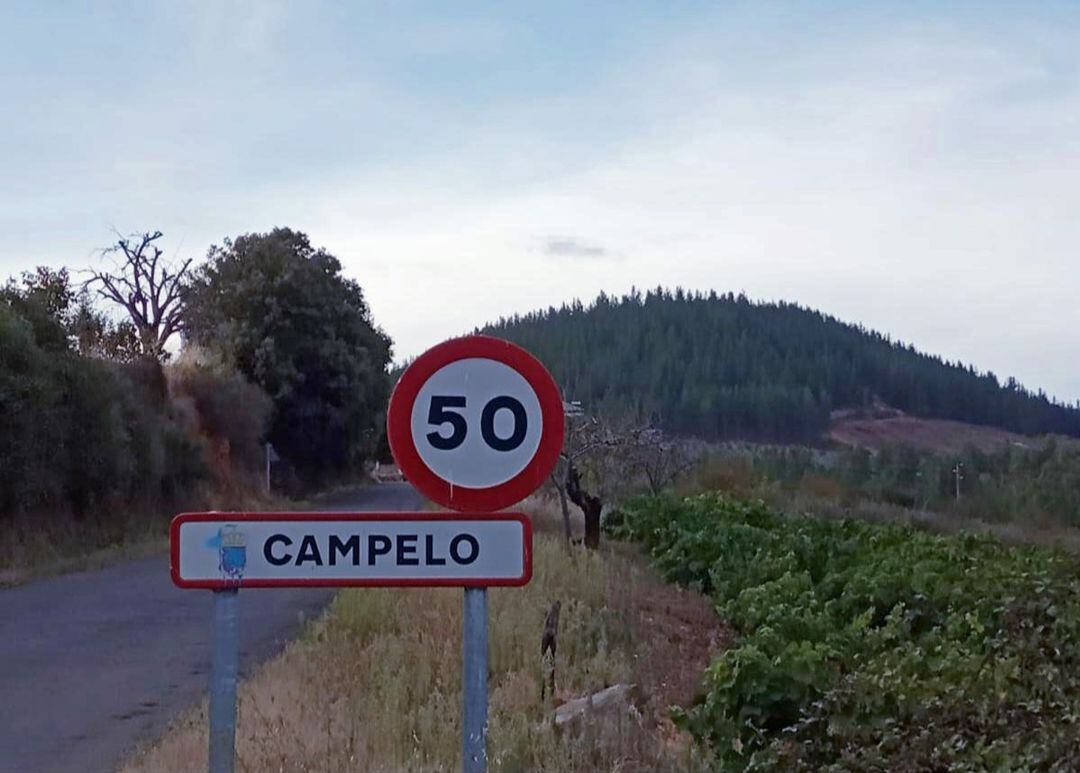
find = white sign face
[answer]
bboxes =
[409,358,544,489]
[170,513,531,588]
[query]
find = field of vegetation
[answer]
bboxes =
[608,493,1080,770]
[682,438,1080,536]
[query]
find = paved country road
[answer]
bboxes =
[0,482,422,773]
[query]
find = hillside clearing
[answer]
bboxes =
[122,500,723,772]
[829,410,1036,454]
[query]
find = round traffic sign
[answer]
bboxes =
[387,335,565,511]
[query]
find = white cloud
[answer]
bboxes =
[1,3,1077,403]
[310,13,1080,401]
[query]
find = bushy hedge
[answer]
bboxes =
[170,361,273,473]
[607,493,1080,770]
[0,303,206,518]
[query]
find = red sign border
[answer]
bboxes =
[170,511,533,589]
[387,335,564,512]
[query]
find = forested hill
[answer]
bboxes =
[481,289,1080,443]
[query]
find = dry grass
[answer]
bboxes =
[121,498,722,772]
[0,532,168,588]
[0,486,284,587]
[0,507,172,587]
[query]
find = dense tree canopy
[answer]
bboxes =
[483,288,1080,443]
[0,274,205,518]
[184,228,392,486]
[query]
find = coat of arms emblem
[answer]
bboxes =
[218,525,247,581]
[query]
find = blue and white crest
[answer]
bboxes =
[218,525,247,580]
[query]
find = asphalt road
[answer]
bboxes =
[0,482,422,773]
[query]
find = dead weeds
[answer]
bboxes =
[121,497,724,772]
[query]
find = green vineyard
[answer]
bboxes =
[608,494,1080,770]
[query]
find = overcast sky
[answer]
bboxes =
[2,2,1078,402]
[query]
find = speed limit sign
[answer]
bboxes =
[387,335,565,511]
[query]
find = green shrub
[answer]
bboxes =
[610,493,1080,770]
[0,304,60,512]
[0,301,207,521]
[170,362,272,472]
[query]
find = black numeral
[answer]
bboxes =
[481,396,527,451]
[425,395,528,452]
[426,396,467,450]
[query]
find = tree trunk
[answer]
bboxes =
[566,463,603,550]
[550,470,573,547]
[581,498,602,550]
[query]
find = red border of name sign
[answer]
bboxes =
[387,335,564,512]
[170,511,533,589]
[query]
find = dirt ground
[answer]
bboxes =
[829,412,1037,454]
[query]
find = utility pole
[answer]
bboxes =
[952,462,964,501]
[264,442,278,493]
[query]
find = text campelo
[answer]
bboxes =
[262,532,481,567]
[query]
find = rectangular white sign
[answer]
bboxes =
[170,512,531,588]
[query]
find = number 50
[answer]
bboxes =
[426,395,528,452]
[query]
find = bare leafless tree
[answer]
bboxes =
[550,415,701,549]
[550,414,621,549]
[85,230,191,361]
[566,461,605,549]
[621,427,699,495]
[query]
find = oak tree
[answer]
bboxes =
[184,228,391,488]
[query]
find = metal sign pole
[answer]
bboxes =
[209,588,239,773]
[462,587,489,773]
